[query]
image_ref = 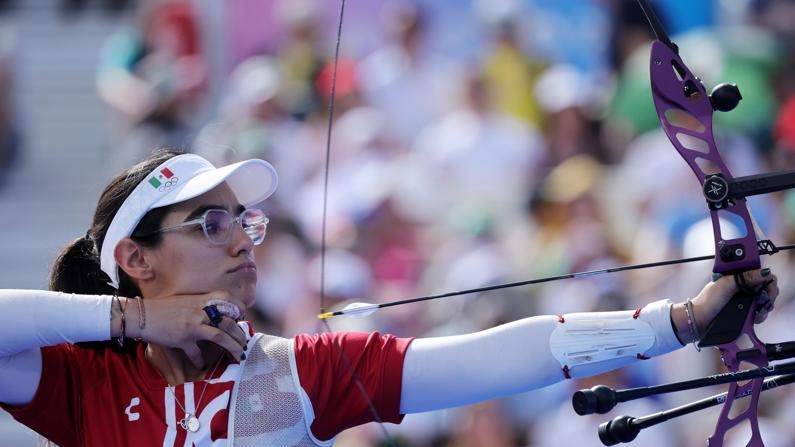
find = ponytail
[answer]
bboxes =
[49,235,115,295]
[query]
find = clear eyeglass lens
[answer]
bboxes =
[203,210,233,244]
[202,209,267,245]
[241,209,267,245]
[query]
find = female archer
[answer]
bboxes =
[0,150,777,446]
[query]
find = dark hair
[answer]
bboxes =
[48,149,183,297]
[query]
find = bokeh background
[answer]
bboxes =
[3,0,795,445]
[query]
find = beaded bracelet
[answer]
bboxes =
[684,300,701,352]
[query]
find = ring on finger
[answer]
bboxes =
[203,304,223,327]
[206,299,241,320]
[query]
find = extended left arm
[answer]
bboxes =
[399,270,778,414]
[399,299,676,413]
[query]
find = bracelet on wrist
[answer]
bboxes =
[116,294,128,348]
[133,296,145,341]
[684,300,701,352]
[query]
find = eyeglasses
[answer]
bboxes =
[144,208,268,246]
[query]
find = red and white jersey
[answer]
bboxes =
[2,325,411,446]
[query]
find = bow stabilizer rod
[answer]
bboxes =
[596,373,795,446]
[705,170,795,205]
[573,345,795,416]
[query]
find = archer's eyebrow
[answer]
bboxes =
[183,204,245,221]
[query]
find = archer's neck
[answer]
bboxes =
[146,343,225,384]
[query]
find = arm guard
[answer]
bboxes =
[550,299,681,378]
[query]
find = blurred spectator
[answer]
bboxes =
[398,71,545,229]
[533,64,607,164]
[507,0,612,79]
[442,400,519,447]
[96,0,207,173]
[292,58,401,245]
[273,0,326,120]
[194,54,316,200]
[521,155,625,301]
[359,1,463,147]
[480,17,546,128]
[774,95,795,165]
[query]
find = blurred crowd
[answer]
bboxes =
[12,0,795,445]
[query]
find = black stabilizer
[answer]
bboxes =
[709,83,742,112]
[572,385,617,415]
[728,171,795,199]
[767,342,795,361]
[599,416,640,446]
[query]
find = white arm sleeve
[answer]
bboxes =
[399,299,682,414]
[0,290,111,356]
[0,290,112,406]
[0,349,43,406]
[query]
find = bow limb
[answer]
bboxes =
[641,2,767,445]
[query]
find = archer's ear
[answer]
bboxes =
[114,238,154,282]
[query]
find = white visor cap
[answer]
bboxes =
[100,154,278,287]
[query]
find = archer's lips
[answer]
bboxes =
[228,261,257,274]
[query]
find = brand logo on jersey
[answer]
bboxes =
[125,397,141,422]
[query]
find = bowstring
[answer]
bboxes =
[319,0,398,444]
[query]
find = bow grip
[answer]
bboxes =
[698,287,758,348]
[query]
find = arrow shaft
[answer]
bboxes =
[321,244,795,319]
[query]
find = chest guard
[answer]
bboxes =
[229,334,332,447]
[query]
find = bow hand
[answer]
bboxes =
[685,269,778,347]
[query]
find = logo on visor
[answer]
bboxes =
[148,167,179,192]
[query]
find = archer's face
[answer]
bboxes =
[144,183,259,310]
